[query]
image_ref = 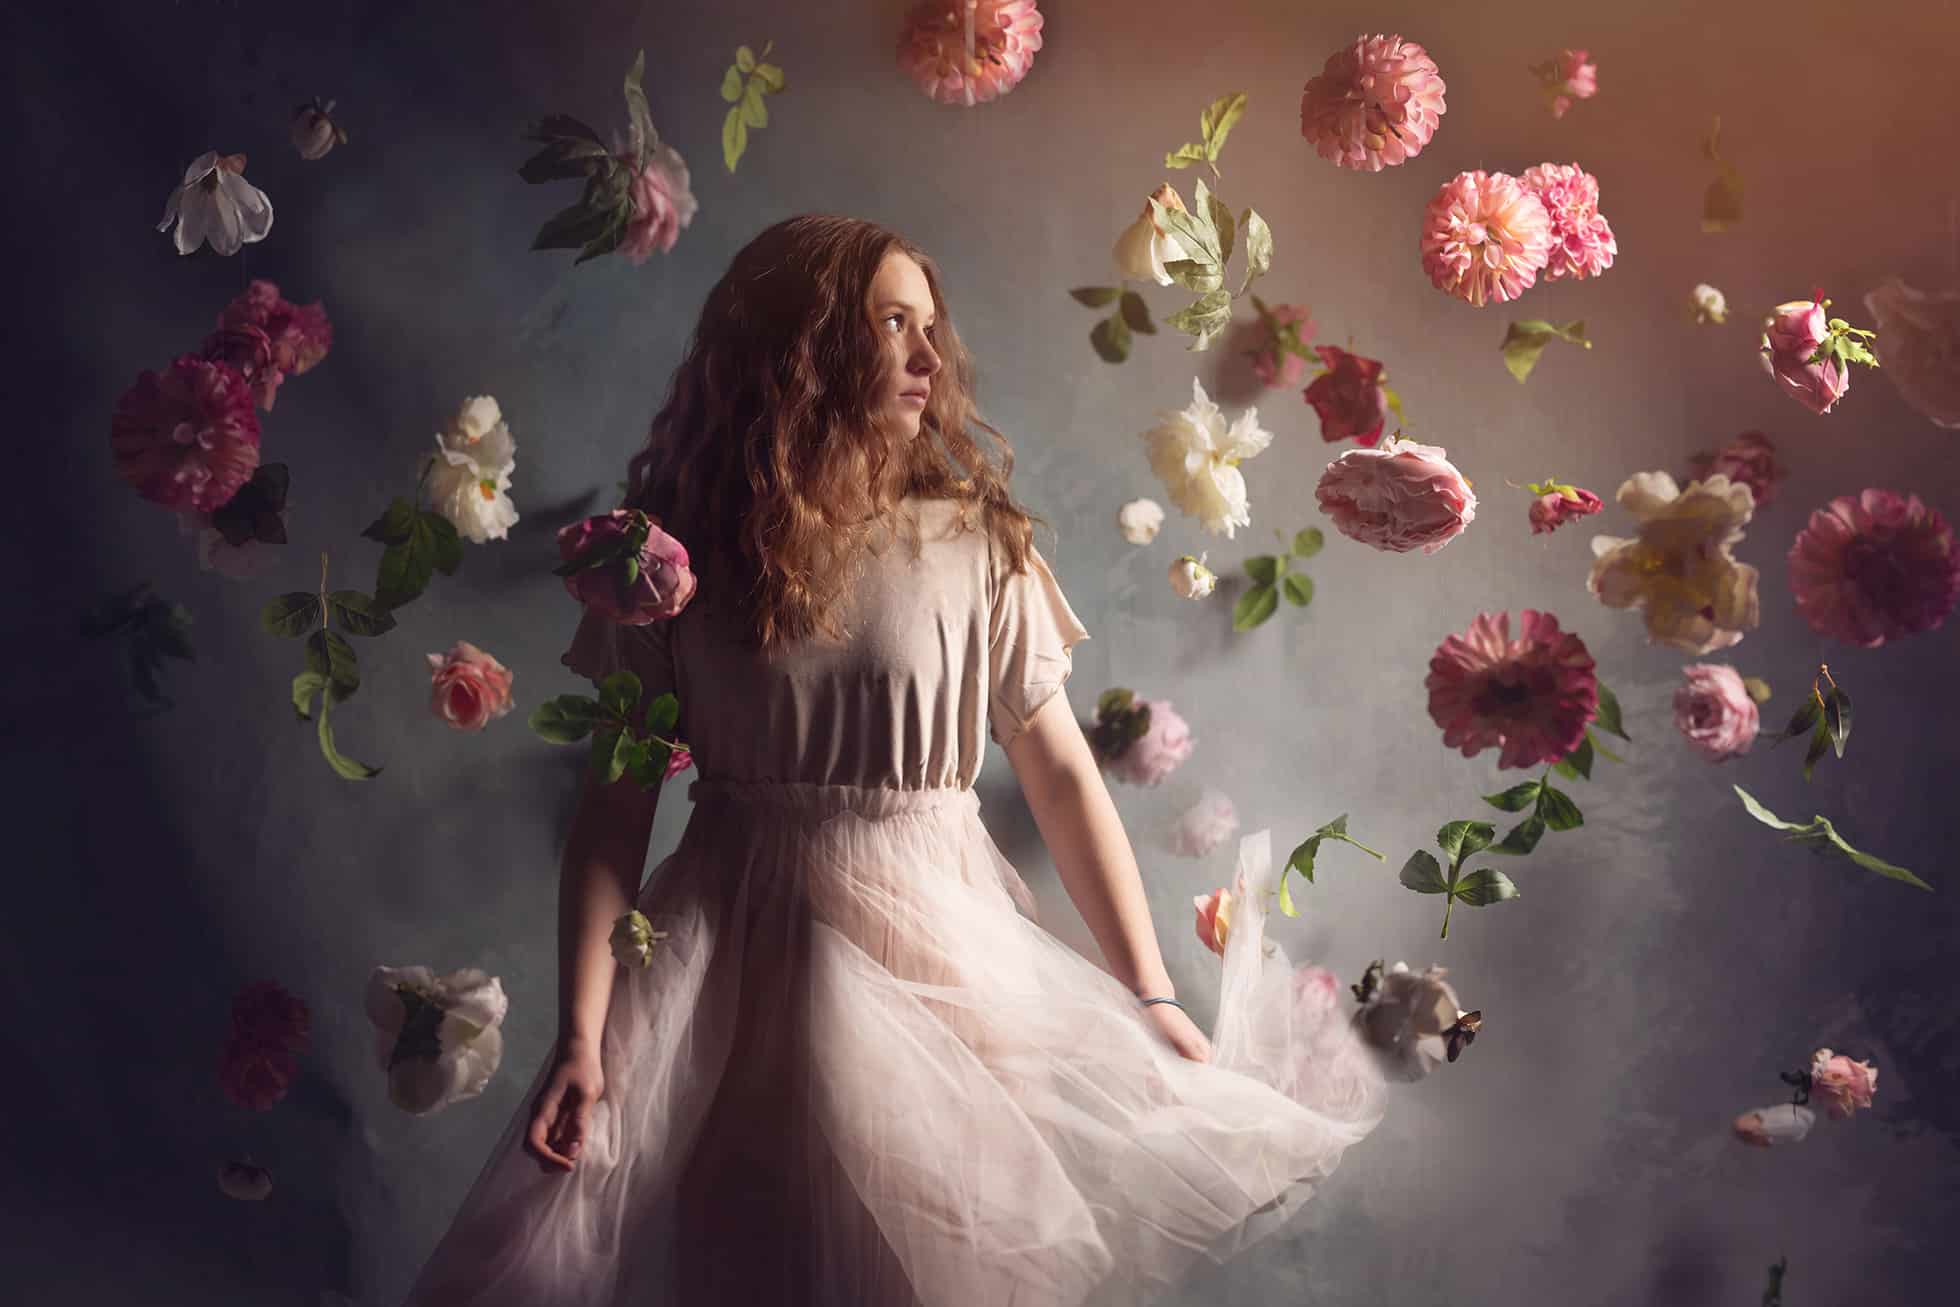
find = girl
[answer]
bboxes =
[400,214,1381,1307]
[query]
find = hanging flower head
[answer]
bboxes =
[420,395,519,544]
[1807,1049,1879,1120]
[619,142,698,263]
[1787,488,1960,647]
[556,508,699,624]
[1168,552,1216,599]
[110,355,261,514]
[1672,663,1760,762]
[1862,277,1960,428]
[1519,163,1617,282]
[1171,788,1240,858]
[1299,34,1448,172]
[1316,435,1477,554]
[1732,1103,1816,1147]
[1425,609,1599,769]
[1529,49,1597,118]
[364,965,509,1116]
[898,0,1045,106]
[1523,479,1603,535]
[202,280,333,411]
[290,97,349,160]
[1420,171,1554,307]
[426,641,516,732]
[218,980,312,1112]
[1759,293,1880,415]
[1587,472,1762,653]
[1193,883,1236,956]
[157,151,273,256]
[1141,376,1275,538]
[1691,283,1730,325]
[1304,345,1391,446]
[1117,497,1166,545]
[1088,688,1193,787]
[1245,299,1316,388]
[1113,183,1193,287]
[1350,961,1478,1082]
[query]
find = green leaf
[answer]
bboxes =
[1436,819,1495,864]
[305,628,360,704]
[1488,815,1546,856]
[1165,289,1232,337]
[598,669,644,720]
[735,44,756,73]
[1243,555,1280,586]
[1277,869,1300,919]
[526,113,606,148]
[1560,733,1595,781]
[316,701,381,781]
[1153,197,1220,265]
[1204,186,1236,269]
[644,691,680,737]
[1483,781,1542,813]
[1070,286,1121,309]
[1232,583,1278,632]
[1280,573,1314,607]
[1282,814,1383,903]
[1199,92,1247,159]
[1236,207,1273,297]
[1163,141,1209,171]
[1538,785,1585,832]
[425,513,463,576]
[326,590,396,638]
[528,695,605,745]
[1822,686,1852,758]
[590,727,631,785]
[1733,784,1805,832]
[1778,694,1823,741]
[1732,786,1932,891]
[531,199,616,253]
[740,82,768,128]
[622,49,653,165]
[1096,688,1135,718]
[1594,682,1629,740]
[1090,314,1132,364]
[753,62,785,93]
[1290,527,1324,559]
[1823,821,1932,891]
[290,670,327,721]
[1398,850,1450,894]
[517,137,610,184]
[1162,258,1225,294]
[1118,290,1156,334]
[1500,320,1589,384]
[1588,728,1624,764]
[720,65,745,102]
[723,106,748,173]
[262,593,321,638]
[1453,867,1521,906]
[1801,725,1830,782]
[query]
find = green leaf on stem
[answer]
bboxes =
[1822,686,1853,757]
[1538,785,1585,831]
[1437,819,1495,864]
[1488,815,1546,856]
[262,593,321,638]
[291,670,327,721]
[1280,573,1314,607]
[644,691,680,737]
[317,699,382,780]
[326,590,396,637]
[1232,583,1278,631]
[1733,785,1932,891]
[1594,682,1629,740]
[1069,286,1122,309]
[1399,849,1450,894]
[1090,314,1132,363]
[528,695,606,744]
[1236,207,1272,297]
[1483,780,1542,813]
[1244,555,1280,586]
[1119,290,1156,334]
[1453,867,1521,906]
[1290,527,1324,559]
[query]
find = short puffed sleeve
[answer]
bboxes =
[561,608,679,714]
[986,542,1091,747]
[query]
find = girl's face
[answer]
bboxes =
[866,250,942,441]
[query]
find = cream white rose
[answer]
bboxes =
[1168,552,1216,599]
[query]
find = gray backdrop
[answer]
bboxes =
[7,0,1959,1303]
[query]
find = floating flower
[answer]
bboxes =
[217,980,311,1112]
[1112,183,1193,287]
[1525,481,1603,535]
[619,143,698,263]
[1863,277,1960,428]
[1192,882,1237,956]
[157,151,273,256]
[1299,34,1447,172]
[897,0,1045,106]
[1090,691,1194,787]
[110,355,261,514]
[203,280,333,410]
[1304,345,1391,446]
[1759,294,1880,415]
[1787,488,1960,647]
[609,910,670,970]
[664,744,694,780]
[1168,552,1216,599]
[1141,376,1275,538]
[290,98,348,160]
[1171,788,1239,858]
[426,641,516,732]
[1519,162,1616,282]
[1316,435,1477,555]
[1673,663,1759,762]
[1529,48,1597,118]
[1425,609,1598,769]
[556,508,698,624]
[1808,1048,1878,1120]
[1246,300,1315,388]
[422,449,518,544]
[1688,431,1782,510]
[1733,1102,1816,1147]
[217,1159,274,1201]
[1691,283,1730,325]
[364,965,509,1116]
[1117,496,1166,545]
[1352,961,1473,1082]
[1420,171,1554,307]
[1587,472,1762,653]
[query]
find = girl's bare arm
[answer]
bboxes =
[555,766,665,1054]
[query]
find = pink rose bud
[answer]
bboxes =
[1671,663,1760,762]
[290,98,347,161]
[1762,349,1852,415]
[663,745,694,781]
[1192,886,1234,956]
[1527,486,1603,535]
[1764,298,1829,358]
[1807,1048,1878,1119]
[426,641,516,732]
[556,509,698,625]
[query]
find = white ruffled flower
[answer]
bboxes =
[423,445,519,543]
[157,151,273,256]
[1141,377,1274,538]
[176,508,274,581]
[1117,497,1166,545]
[1168,552,1216,599]
[609,910,669,969]
[1112,183,1193,286]
[1587,471,1761,654]
[1690,283,1728,325]
[1171,787,1239,857]
[364,965,509,1116]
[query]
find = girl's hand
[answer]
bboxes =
[524,1041,606,1174]
[1142,1000,1212,1063]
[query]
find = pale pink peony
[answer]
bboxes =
[1808,1048,1878,1120]
[1689,431,1782,510]
[1171,788,1240,858]
[1733,1103,1816,1147]
[898,0,1044,106]
[1316,435,1478,554]
[203,279,333,410]
[1420,171,1554,307]
[1787,488,1960,647]
[1247,303,1315,388]
[110,355,261,513]
[1519,163,1616,282]
[1528,486,1603,535]
[1426,609,1599,769]
[557,509,698,625]
[618,144,698,263]
[1107,697,1194,787]
[1534,49,1597,119]
[1299,34,1447,172]
[426,641,516,732]
[1304,345,1390,446]
[1672,663,1759,762]
[1864,277,1960,428]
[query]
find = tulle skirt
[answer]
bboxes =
[399,781,1384,1307]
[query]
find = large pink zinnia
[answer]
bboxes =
[110,354,261,513]
[1425,609,1599,769]
[1787,488,1960,647]
[1300,34,1447,171]
[1520,163,1616,282]
[898,1,1044,106]
[1420,171,1554,307]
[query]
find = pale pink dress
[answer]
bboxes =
[400,497,1383,1307]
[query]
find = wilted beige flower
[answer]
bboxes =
[1112,183,1193,286]
[1352,961,1473,1082]
[1587,472,1761,653]
[1141,377,1274,538]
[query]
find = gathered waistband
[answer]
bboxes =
[687,779,981,821]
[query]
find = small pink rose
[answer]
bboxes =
[1192,886,1233,957]
[1316,436,1478,554]
[426,641,516,732]
[618,146,698,264]
[1808,1048,1878,1120]
[1764,298,1829,358]
[558,509,698,625]
[1689,431,1782,509]
[1763,349,1852,415]
[1247,303,1315,389]
[1528,486,1603,535]
[1672,663,1759,762]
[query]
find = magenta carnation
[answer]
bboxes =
[1520,163,1617,282]
[1425,609,1599,769]
[1300,34,1447,171]
[898,0,1044,106]
[110,355,261,513]
[1787,488,1960,647]
[1420,171,1554,307]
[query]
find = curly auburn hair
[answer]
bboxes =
[623,213,1040,651]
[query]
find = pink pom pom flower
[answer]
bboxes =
[1089,690,1194,787]
[898,0,1044,107]
[1787,488,1960,647]
[110,355,262,514]
[1300,34,1447,171]
[1420,171,1554,307]
[556,509,698,625]
[1530,49,1597,119]
[1316,435,1478,554]
[1519,163,1616,282]
[1425,609,1599,770]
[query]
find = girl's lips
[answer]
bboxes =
[900,392,928,405]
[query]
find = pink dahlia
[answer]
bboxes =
[1420,171,1554,307]
[1531,49,1597,119]
[1304,345,1391,446]
[203,279,333,410]
[1787,488,1960,647]
[1689,431,1782,509]
[1300,34,1448,172]
[110,354,261,513]
[1247,302,1315,388]
[1519,163,1617,282]
[1425,609,1599,769]
[898,0,1044,106]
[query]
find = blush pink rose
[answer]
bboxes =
[557,509,698,624]
[1304,345,1390,446]
[426,641,516,732]
[1808,1048,1878,1120]
[1528,486,1603,535]
[1316,436,1478,554]
[618,145,698,263]
[1672,663,1759,762]
[1760,297,1850,414]
[1107,697,1194,787]
[1192,881,1242,957]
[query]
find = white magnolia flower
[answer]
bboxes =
[1864,277,1960,428]
[1168,552,1216,599]
[1171,787,1239,857]
[1141,377,1274,538]
[1351,961,1472,1082]
[610,910,669,969]
[1587,471,1760,653]
[1117,496,1166,545]
[364,965,509,1116]
[157,151,273,256]
[1732,1102,1817,1147]
[1690,283,1728,325]
[1112,183,1193,286]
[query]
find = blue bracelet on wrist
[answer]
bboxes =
[1139,996,1184,1012]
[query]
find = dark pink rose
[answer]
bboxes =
[557,509,698,624]
[1528,486,1603,535]
[1304,345,1390,446]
